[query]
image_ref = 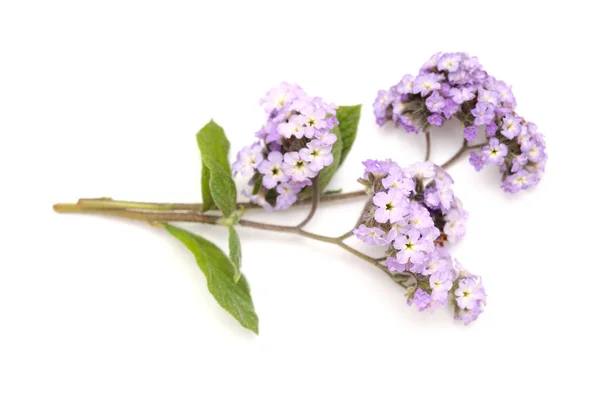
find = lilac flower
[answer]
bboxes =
[395,74,415,95]
[373,189,409,223]
[449,87,475,104]
[464,125,478,142]
[501,115,521,139]
[486,122,498,136]
[410,161,435,178]
[410,288,432,312]
[393,229,428,264]
[386,256,406,273]
[427,113,443,126]
[471,102,495,126]
[257,151,288,188]
[437,53,462,72]
[299,141,333,172]
[502,169,536,193]
[469,151,485,171]
[232,143,264,177]
[353,224,388,246]
[413,73,441,95]
[283,152,316,182]
[442,99,459,119]
[511,154,528,172]
[426,91,445,112]
[374,90,392,125]
[477,87,499,106]
[454,277,486,310]
[274,182,300,210]
[430,271,452,303]
[382,166,415,195]
[482,138,508,166]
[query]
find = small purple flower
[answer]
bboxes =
[282,152,316,182]
[232,143,264,177]
[482,138,508,166]
[299,140,333,172]
[442,98,459,119]
[395,74,415,95]
[455,277,486,310]
[257,151,288,188]
[353,224,388,246]
[372,189,409,223]
[463,125,478,142]
[449,87,475,104]
[437,53,462,72]
[469,151,485,171]
[511,154,528,172]
[410,288,432,312]
[501,115,521,139]
[477,87,499,106]
[393,229,428,264]
[413,73,441,96]
[427,113,443,126]
[373,89,392,126]
[382,166,415,195]
[486,122,498,136]
[426,91,445,113]
[386,256,406,273]
[275,182,301,209]
[502,169,536,193]
[430,271,453,303]
[471,102,495,126]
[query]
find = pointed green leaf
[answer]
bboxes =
[228,226,242,283]
[201,165,216,211]
[336,105,362,166]
[196,120,232,213]
[163,223,258,334]
[204,157,237,217]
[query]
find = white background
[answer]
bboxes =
[1,1,598,394]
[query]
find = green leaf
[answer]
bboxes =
[316,125,343,191]
[228,226,242,283]
[201,165,216,211]
[196,120,232,213]
[204,157,237,217]
[336,105,362,166]
[163,223,258,334]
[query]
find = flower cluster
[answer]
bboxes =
[354,159,467,253]
[407,250,486,325]
[232,83,339,210]
[354,159,484,324]
[374,52,546,193]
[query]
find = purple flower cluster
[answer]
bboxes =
[374,52,546,193]
[232,83,339,210]
[354,159,467,254]
[408,252,487,325]
[354,159,484,324]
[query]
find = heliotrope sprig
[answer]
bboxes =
[374,52,547,193]
[232,82,339,210]
[51,64,547,334]
[353,159,482,323]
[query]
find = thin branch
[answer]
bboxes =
[295,176,320,229]
[424,130,431,161]
[75,189,367,213]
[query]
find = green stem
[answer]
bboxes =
[75,189,367,212]
[53,202,395,281]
